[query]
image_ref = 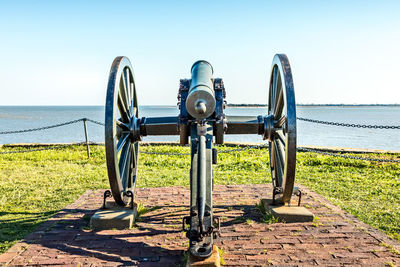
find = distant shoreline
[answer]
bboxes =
[0,104,399,108]
[227,104,400,107]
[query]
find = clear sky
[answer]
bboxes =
[0,0,399,105]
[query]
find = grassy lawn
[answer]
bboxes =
[0,144,399,253]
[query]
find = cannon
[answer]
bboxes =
[104,54,296,258]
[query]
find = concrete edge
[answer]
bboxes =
[90,202,138,230]
[261,199,314,223]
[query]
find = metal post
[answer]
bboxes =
[83,118,90,159]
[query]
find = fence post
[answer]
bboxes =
[83,118,90,159]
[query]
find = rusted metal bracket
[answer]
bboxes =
[102,189,135,210]
[102,190,112,209]
[272,186,283,205]
[293,187,302,206]
[124,190,135,210]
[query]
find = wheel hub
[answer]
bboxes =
[129,116,142,142]
[262,114,275,141]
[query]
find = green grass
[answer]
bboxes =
[0,144,399,254]
[256,200,279,224]
[295,151,400,241]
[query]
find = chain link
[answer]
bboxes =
[0,117,399,162]
[0,118,106,135]
[1,142,399,163]
[0,118,85,134]
[217,143,268,153]
[0,142,84,154]
[1,117,398,134]
[140,151,190,155]
[85,118,105,126]
[140,143,269,156]
[297,147,400,163]
[298,117,400,129]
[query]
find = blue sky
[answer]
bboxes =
[0,0,399,105]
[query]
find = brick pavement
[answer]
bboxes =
[1,184,400,266]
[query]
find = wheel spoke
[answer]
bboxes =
[129,142,138,188]
[121,71,130,109]
[133,87,138,111]
[119,75,131,120]
[131,142,138,169]
[270,67,278,113]
[276,130,286,148]
[124,69,131,106]
[132,107,137,118]
[116,119,130,131]
[122,148,132,190]
[274,83,283,118]
[117,132,130,153]
[119,141,132,190]
[274,115,286,128]
[277,136,286,163]
[269,142,277,186]
[118,92,130,122]
[130,83,135,115]
[274,141,284,185]
[123,68,134,117]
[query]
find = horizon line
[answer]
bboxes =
[0,104,399,107]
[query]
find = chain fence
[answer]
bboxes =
[0,118,85,134]
[0,142,83,154]
[1,141,399,163]
[141,144,400,163]
[297,147,400,163]
[1,117,398,135]
[140,150,191,156]
[140,143,269,156]
[0,117,399,163]
[297,117,400,129]
[85,118,105,126]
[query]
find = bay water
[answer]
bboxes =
[0,106,399,151]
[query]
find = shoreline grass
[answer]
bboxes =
[0,144,399,253]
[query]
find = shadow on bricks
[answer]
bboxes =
[0,210,58,250]
[213,204,265,227]
[20,207,186,266]
[3,186,400,266]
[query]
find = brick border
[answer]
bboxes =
[1,184,400,266]
[297,184,400,253]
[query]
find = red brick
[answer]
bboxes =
[0,252,18,264]
[2,185,400,267]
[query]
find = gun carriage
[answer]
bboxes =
[105,54,297,258]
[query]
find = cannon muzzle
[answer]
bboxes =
[186,60,216,120]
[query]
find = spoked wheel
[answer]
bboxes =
[105,56,140,206]
[266,54,297,204]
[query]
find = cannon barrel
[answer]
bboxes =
[186,60,216,120]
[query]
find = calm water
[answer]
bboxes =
[0,106,399,150]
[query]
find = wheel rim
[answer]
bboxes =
[105,56,139,206]
[267,54,297,204]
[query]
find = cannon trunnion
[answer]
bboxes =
[104,54,297,258]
